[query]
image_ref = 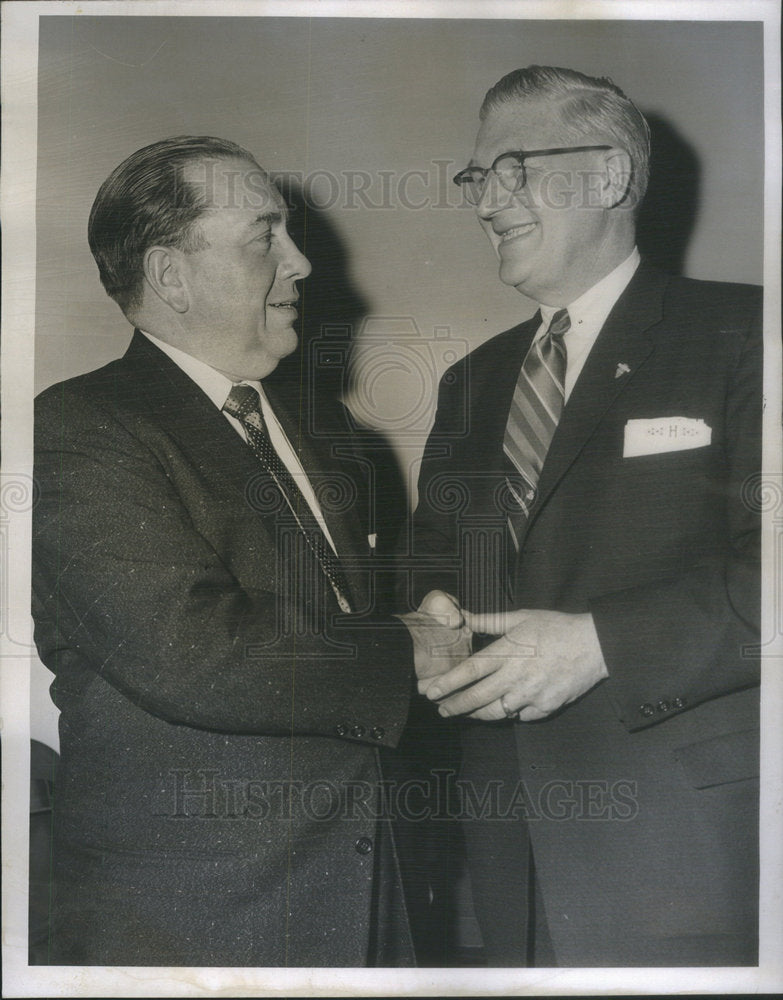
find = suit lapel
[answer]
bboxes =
[263,380,372,607]
[121,332,262,492]
[526,265,668,532]
[121,333,365,606]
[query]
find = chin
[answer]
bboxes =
[277,328,300,358]
[264,322,299,352]
[498,260,528,289]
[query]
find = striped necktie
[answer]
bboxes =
[503,308,570,546]
[223,383,353,613]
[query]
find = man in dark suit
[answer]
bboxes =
[409,66,761,966]
[31,135,470,967]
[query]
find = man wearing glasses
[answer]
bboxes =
[410,66,761,965]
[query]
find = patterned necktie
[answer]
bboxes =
[223,383,353,613]
[503,308,570,547]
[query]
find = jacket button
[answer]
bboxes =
[354,837,373,855]
[350,724,366,739]
[371,726,385,741]
[639,703,655,717]
[656,700,670,713]
[672,697,686,709]
[335,723,348,737]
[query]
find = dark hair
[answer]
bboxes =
[87,135,258,315]
[481,66,651,208]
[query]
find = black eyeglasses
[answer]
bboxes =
[453,146,613,205]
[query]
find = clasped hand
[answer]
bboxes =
[397,590,473,686]
[406,593,608,722]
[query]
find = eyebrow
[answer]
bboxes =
[247,211,285,230]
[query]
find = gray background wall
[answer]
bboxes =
[32,15,764,744]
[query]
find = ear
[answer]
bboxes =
[602,148,633,209]
[143,246,189,313]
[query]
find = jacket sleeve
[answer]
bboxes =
[32,386,414,746]
[591,300,762,730]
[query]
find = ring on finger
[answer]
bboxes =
[500,694,520,720]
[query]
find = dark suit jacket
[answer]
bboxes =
[32,331,416,967]
[410,264,762,965]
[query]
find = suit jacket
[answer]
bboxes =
[410,264,762,966]
[32,331,416,967]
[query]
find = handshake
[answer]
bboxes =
[398,591,609,723]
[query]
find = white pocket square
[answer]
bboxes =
[623,416,712,457]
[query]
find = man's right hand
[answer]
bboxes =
[397,590,472,693]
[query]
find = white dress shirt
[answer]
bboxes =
[140,331,339,553]
[536,247,641,401]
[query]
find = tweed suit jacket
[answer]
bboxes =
[32,331,415,967]
[410,263,762,965]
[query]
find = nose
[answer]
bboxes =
[278,233,312,281]
[475,170,521,221]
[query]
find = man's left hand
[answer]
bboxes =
[424,609,609,721]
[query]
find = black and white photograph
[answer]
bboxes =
[1,1,781,996]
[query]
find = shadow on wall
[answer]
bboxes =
[636,113,701,276]
[268,185,409,574]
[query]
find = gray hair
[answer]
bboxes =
[480,65,651,208]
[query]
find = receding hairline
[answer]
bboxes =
[163,155,288,241]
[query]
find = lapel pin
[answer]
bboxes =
[615,362,631,379]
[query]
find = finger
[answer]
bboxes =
[436,675,509,717]
[418,590,464,627]
[464,702,548,722]
[467,701,509,721]
[404,613,468,648]
[518,705,548,722]
[463,608,530,635]
[424,650,503,701]
[425,626,472,654]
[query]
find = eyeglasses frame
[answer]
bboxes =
[453,145,614,204]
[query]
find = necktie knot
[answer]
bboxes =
[546,308,571,344]
[223,383,261,422]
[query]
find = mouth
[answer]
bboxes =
[267,299,298,311]
[497,223,537,244]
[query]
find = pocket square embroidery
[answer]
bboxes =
[623,417,712,457]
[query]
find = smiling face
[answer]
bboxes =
[472,100,633,306]
[174,158,311,380]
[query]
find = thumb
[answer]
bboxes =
[418,590,464,627]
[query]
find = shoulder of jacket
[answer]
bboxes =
[441,315,537,385]
[661,272,762,312]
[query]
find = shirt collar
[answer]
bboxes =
[538,246,641,335]
[139,330,262,407]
